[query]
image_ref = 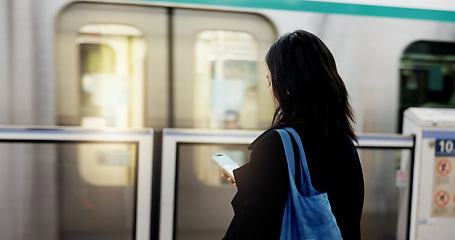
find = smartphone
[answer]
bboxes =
[211,153,240,182]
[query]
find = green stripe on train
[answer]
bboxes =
[127,0,455,22]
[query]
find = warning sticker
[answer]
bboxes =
[436,159,451,177]
[434,190,450,207]
[432,139,455,217]
[396,169,408,187]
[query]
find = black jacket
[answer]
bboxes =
[223,125,364,240]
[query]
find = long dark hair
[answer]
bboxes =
[266,30,356,140]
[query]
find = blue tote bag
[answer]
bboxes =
[276,127,342,240]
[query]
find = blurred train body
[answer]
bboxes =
[0,0,454,239]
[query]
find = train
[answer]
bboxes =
[1,0,454,239]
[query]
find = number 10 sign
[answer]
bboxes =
[437,139,455,156]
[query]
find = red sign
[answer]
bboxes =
[436,159,452,177]
[434,190,450,207]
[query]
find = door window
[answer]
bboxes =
[399,41,455,131]
[173,9,276,129]
[194,30,260,129]
[57,3,168,129]
[77,24,146,128]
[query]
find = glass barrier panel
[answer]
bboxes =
[0,142,137,240]
[358,148,412,240]
[173,142,412,240]
[175,143,249,240]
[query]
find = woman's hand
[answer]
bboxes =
[221,172,237,186]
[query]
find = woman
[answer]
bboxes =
[222,30,364,239]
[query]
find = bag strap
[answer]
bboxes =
[283,127,317,195]
[275,129,298,188]
[276,127,318,196]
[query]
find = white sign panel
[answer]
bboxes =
[432,139,455,217]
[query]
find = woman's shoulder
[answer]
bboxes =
[246,127,288,179]
[248,125,356,155]
[247,127,283,150]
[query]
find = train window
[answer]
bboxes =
[399,41,455,131]
[194,30,259,129]
[173,9,276,130]
[77,23,146,128]
[57,3,168,129]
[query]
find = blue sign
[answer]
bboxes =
[436,139,455,156]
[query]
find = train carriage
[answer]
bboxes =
[0,0,454,239]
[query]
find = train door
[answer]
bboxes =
[173,9,275,129]
[56,3,167,240]
[57,4,275,131]
[57,3,168,129]
[171,9,276,240]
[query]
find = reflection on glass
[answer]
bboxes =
[176,143,250,240]
[77,24,146,128]
[190,144,249,186]
[358,149,412,240]
[194,30,261,129]
[60,143,136,240]
[0,142,137,240]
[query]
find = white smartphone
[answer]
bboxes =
[211,153,240,182]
